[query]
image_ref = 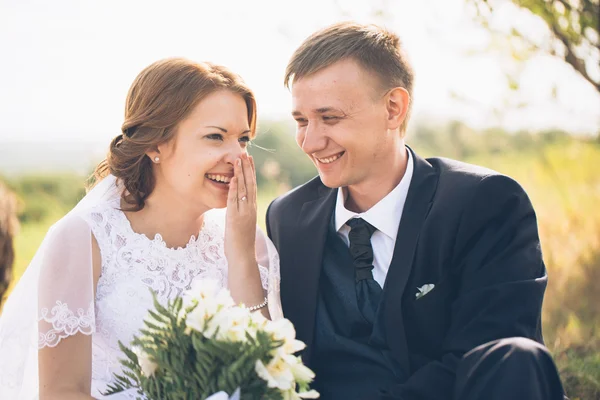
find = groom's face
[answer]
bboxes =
[291,58,393,190]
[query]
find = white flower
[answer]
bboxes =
[204,392,230,400]
[185,304,211,333]
[287,355,315,383]
[282,389,320,400]
[255,351,318,392]
[183,279,236,334]
[245,309,269,338]
[265,318,306,354]
[184,279,234,310]
[132,346,158,377]
[205,389,241,400]
[298,390,320,398]
[187,279,220,299]
[274,351,315,383]
[255,355,295,391]
[250,309,269,329]
[205,307,251,342]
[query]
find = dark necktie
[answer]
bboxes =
[347,218,383,325]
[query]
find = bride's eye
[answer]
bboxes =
[206,134,224,141]
[239,136,251,145]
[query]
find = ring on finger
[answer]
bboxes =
[240,196,247,202]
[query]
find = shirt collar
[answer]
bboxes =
[335,148,414,241]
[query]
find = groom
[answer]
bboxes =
[266,22,566,400]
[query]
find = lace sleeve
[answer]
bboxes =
[0,212,96,397]
[256,226,283,320]
[37,213,96,347]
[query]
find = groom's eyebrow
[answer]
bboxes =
[291,107,343,116]
[315,107,341,113]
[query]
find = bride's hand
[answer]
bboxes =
[224,153,257,267]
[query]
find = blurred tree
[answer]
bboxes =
[0,181,19,306]
[7,174,86,223]
[250,120,316,190]
[469,0,600,93]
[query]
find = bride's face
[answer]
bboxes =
[154,90,252,211]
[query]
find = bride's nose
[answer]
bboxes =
[223,141,247,165]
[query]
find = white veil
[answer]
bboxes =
[0,175,282,399]
[0,175,119,398]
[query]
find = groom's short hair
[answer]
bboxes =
[285,21,415,133]
[0,181,18,306]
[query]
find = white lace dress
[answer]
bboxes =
[0,176,282,399]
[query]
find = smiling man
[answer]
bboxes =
[266,22,566,400]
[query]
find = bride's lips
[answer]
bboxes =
[205,173,232,191]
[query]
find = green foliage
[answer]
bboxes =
[469,0,600,92]
[554,343,600,400]
[105,292,284,400]
[250,120,316,190]
[3,173,86,224]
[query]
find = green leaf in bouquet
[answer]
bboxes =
[151,290,172,315]
[104,372,140,396]
[144,316,169,334]
[240,379,283,400]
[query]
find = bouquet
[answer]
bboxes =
[105,280,319,400]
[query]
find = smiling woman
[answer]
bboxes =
[0,57,283,399]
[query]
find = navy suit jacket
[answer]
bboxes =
[266,147,547,399]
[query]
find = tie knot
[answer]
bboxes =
[346,218,376,238]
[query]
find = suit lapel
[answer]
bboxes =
[383,147,439,375]
[286,184,336,365]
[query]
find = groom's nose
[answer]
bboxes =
[298,122,326,155]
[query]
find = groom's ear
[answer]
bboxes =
[385,87,410,131]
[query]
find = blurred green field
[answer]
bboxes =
[2,124,599,399]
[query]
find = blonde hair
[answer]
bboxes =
[92,58,257,210]
[285,22,415,133]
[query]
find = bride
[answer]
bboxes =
[0,58,282,399]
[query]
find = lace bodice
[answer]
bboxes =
[37,201,274,399]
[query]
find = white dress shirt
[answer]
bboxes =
[335,149,414,288]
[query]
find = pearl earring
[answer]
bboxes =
[154,157,160,163]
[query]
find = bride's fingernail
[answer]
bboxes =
[237,159,241,166]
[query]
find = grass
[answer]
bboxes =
[555,344,600,400]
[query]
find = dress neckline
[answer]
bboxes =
[110,203,207,252]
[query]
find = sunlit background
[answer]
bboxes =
[1,0,599,398]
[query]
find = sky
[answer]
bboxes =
[0,0,598,144]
